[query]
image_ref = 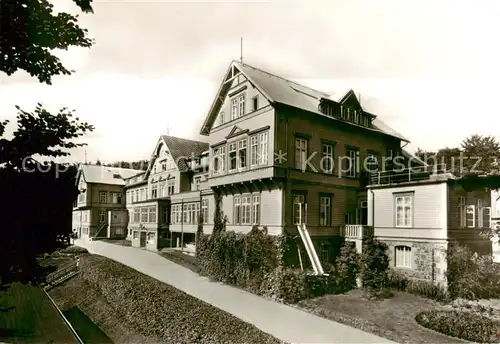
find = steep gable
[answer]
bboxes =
[144,135,209,179]
[200,60,410,143]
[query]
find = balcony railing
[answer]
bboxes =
[370,164,448,186]
[342,225,373,239]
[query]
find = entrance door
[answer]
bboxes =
[140,232,147,247]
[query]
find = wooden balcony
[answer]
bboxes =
[342,225,373,240]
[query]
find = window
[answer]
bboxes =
[99,210,106,223]
[151,184,158,198]
[148,206,156,223]
[159,182,165,197]
[466,205,475,228]
[218,111,225,125]
[241,196,251,224]
[162,162,167,171]
[482,207,491,229]
[238,93,245,117]
[234,197,241,224]
[230,94,246,119]
[134,209,140,222]
[134,190,138,202]
[319,195,332,226]
[126,191,130,204]
[295,138,307,170]
[194,176,201,190]
[219,146,226,172]
[140,188,146,201]
[238,139,247,169]
[345,148,358,178]
[259,132,268,165]
[293,193,307,225]
[99,191,107,203]
[366,152,379,173]
[252,195,260,224]
[133,231,139,239]
[202,199,209,223]
[252,95,259,111]
[168,180,175,195]
[250,135,259,166]
[458,196,466,228]
[395,193,413,227]
[213,148,220,173]
[229,143,237,171]
[395,246,412,268]
[321,143,334,173]
[171,205,178,224]
[231,98,239,120]
[162,207,168,224]
[140,207,148,223]
[147,232,155,242]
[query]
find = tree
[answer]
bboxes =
[1,0,94,84]
[415,147,463,174]
[0,0,95,286]
[461,134,500,174]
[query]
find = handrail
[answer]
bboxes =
[297,223,324,275]
[93,221,108,239]
[42,287,84,344]
[370,163,449,185]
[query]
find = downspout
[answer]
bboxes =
[370,189,375,230]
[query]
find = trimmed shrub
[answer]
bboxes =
[359,234,390,294]
[447,241,500,300]
[415,310,496,343]
[80,255,282,344]
[335,242,359,292]
[388,271,449,301]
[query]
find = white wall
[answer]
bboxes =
[368,182,448,239]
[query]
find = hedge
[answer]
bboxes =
[79,255,283,344]
[415,310,498,343]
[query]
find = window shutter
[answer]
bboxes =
[483,207,491,229]
[466,205,476,228]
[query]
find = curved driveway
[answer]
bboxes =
[75,239,395,344]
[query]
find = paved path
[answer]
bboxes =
[75,239,395,344]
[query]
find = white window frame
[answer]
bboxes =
[293,194,306,225]
[202,199,209,223]
[238,139,248,169]
[219,146,226,173]
[252,95,259,111]
[250,135,259,167]
[234,196,241,224]
[252,195,260,225]
[259,132,268,165]
[482,206,491,229]
[466,204,476,228]
[319,195,331,226]
[98,210,106,223]
[238,93,245,118]
[395,246,412,268]
[228,142,237,172]
[218,111,225,125]
[394,193,413,228]
[231,98,238,120]
[458,196,466,228]
[295,138,307,170]
[321,143,334,174]
[241,196,251,224]
[99,191,107,204]
[366,152,379,173]
[194,176,201,191]
[346,148,358,178]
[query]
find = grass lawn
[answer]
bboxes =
[0,283,79,344]
[63,306,113,344]
[298,289,465,344]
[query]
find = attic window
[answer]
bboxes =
[113,174,121,179]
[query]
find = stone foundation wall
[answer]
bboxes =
[379,238,448,285]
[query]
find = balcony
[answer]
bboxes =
[370,164,449,186]
[342,225,373,240]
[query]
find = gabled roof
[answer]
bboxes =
[200,61,409,143]
[143,135,209,179]
[161,135,209,171]
[77,165,144,186]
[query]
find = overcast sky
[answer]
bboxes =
[1,0,499,163]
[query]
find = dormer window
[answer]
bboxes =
[113,174,121,179]
[252,96,259,112]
